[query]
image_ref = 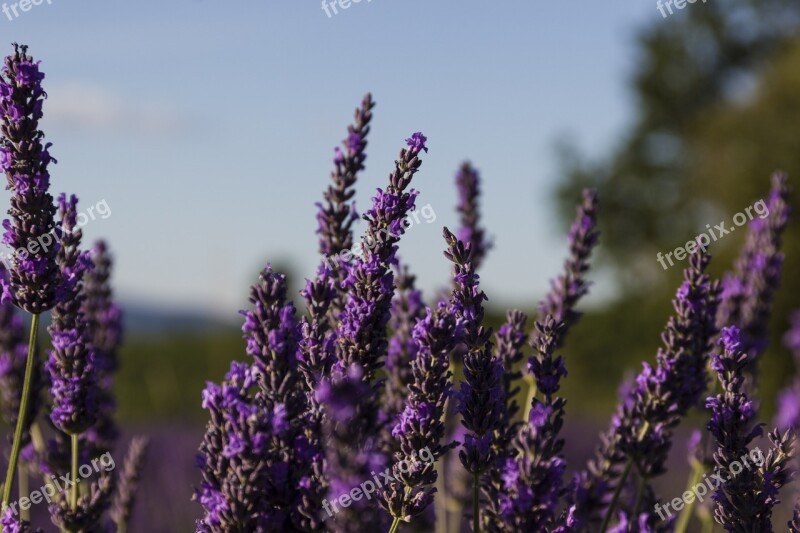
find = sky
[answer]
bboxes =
[0,0,660,317]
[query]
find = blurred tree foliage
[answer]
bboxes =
[556,0,800,415]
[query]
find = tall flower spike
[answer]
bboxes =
[196,362,286,530]
[494,315,568,531]
[707,326,796,531]
[322,133,427,531]
[238,265,321,530]
[0,43,60,314]
[317,94,375,318]
[110,436,149,531]
[455,162,492,270]
[538,188,599,347]
[46,193,96,435]
[444,227,505,531]
[81,240,123,457]
[716,172,791,365]
[565,251,719,530]
[335,132,427,381]
[382,301,462,526]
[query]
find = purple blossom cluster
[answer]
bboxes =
[0,44,146,532]
[186,93,799,533]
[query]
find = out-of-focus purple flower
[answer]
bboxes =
[81,240,123,457]
[455,162,492,270]
[706,325,796,530]
[538,189,599,348]
[0,44,60,314]
[716,173,791,369]
[777,310,800,431]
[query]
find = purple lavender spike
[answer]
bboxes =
[564,252,719,530]
[716,173,791,366]
[0,44,60,314]
[455,162,492,270]
[706,326,795,530]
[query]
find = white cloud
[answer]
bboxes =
[43,82,189,137]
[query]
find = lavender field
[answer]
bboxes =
[2,2,800,532]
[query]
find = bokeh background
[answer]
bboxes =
[2,0,800,530]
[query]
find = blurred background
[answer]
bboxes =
[3,0,800,530]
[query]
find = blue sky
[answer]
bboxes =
[0,0,659,316]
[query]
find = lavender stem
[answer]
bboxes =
[599,458,632,533]
[473,472,480,533]
[70,433,78,512]
[1,313,39,509]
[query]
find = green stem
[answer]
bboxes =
[388,517,401,533]
[17,464,28,521]
[70,434,79,511]
[2,313,40,509]
[473,471,481,533]
[631,472,647,520]
[435,460,448,533]
[600,459,632,532]
[675,463,704,533]
[523,376,537,421]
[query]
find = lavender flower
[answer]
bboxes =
[46,194,96,435]
[706,326,796,531]
[776,310,800,431]
[110,436,149,531]
[538,188,599,345]
[321,133,427,531]
[381,301,461,524]
[0,44,59,314]
[492,310,528,453]
[0,507,37,533]
[239,265,321,530]
[716,173,791,364]
[297,263,337,393]
[495,316,568,531]
[455,162,492,270]
[81,240,123,456]
[317,94,375,318]
[196,361,292,531]
[567,252,719,530]
[444,227,505,530]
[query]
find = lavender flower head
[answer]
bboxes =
[381,301,461,522]
[0,43,60,314]
[706,325,796,531]
[777,310,800,431]
[539,188,599,344]
[455,162,492,270]
[567,251,718,529]
[716,172,791,363]
[81,240,123,455]
[46,193,97,435]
